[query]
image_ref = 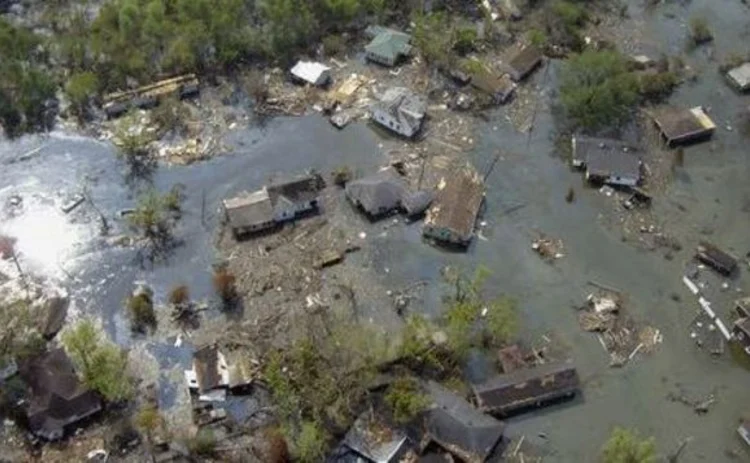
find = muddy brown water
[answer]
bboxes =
[1,0,750,460]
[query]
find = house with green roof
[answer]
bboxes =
[364,27,412,67]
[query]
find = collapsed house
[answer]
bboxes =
[291,61,332,87]
[732,297,750,356]
[370,87,427,138]
[469,71,516,105]
[472,362,580,416]
[571,136,642,187]
[364,26,412,67]
[502,45,543,82]
[330,412,410,463]
[420,381,505,462]
[19,348,102,440]
[184,345,254,402]
[651,106,716,147]
[695,241,738,276]
[423,169,485,247]
[103,74,200,119]
[345,167,433,218]
[222,174,322,238]
[726,62,750,92]
[739,420,750,447]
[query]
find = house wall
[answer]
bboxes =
[373,109,409,137]
[273,199,318,223]
[423,225,469,246]
[366,51,395,67]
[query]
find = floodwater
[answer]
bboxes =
[1,0,750,460]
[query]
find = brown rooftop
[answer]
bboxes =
[505,45,543,81]
[652,106,716,145]
[425,169,484,244]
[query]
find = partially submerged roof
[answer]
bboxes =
[341,413,408,463]
[365,29,412,62]
[376,87,426,118]
[472,362,579,413]
[470,72,516,100]
[585,146,641,179]
[696,241,738,275]
[267,174,322,206]
[727,62,750,91]
[734,318,750,337]
[401,190,434,217]
[425,170,485,242]
[423,381,505,462]
[504,45,543,81]
[223,189,274,229]
[193,345,222,392]
[572,136,639,164]
[20,348,101,437]
[291,61,331,85]
[653,106,716,144]
[346,168,408,216]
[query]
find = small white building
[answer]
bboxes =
[185,345,230,402]
[370,87,426,138]
[290,61,332,87]
[726,62,750,92]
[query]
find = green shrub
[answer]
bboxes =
[127,293,156,333]
[295,421,328,463]
[385,376,429,423]
[638,71,678,102]
[689,16,712,45]
[527,29,548,49]
[601,427,656,463]
[64,71,99,119]
[188,429,217,457]
[322,34,346,57]
[560,49,639,129]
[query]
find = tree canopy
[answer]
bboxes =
[62,319,134,402]
[560,49,639,130]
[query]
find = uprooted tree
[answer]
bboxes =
[62,319,134,402]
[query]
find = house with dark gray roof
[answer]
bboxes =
[370,87,426,138]
[223,174,322,238]
[420,381,505,462]
[472,362,580,416]
[19,348,102,440]
[345,168,433,219]
[571,136,642,187]
[365,27,412,67]
[329,412,409,463]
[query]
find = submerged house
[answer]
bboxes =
[470,72,516,105]
[472,362,580,416]
[652,106,716,146]
[503,45,543,82]
[364,26,412,67]
[223,174,322,237]
[726,62,750,92]
[695,241,738,276]
[19,348,102,440]
[345,167,433,218]
[423,169,485,247]
[291,61,332,87]
[370,87,427,138]
[571,136,642,187]
[420,381,505,462]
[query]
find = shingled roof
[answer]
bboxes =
[424,169,484,245]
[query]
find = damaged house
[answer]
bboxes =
[571,136,642,187]
[472,362,580,416]
[423,169,485,247]
[502,45,543,82]
[370,87,427,138]
[420,381,505,462]
[470,71,516,105]
[652,106,716,146]
[726,62,750,92]
[19,348,102,440]
[364,26,412,67]
[330,412,410,462]
[291,61,332,87]
[345,167,433,218]
[185,345,254,402]
[223,174,322,237]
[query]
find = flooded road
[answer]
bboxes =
[2,0,750,460]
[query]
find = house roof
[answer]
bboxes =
[346,168,408,216]
[580,137,642,179]
[376,87,426,119]
[20,348,101,436]
[734,317,750,337]
[342,413,408,462]
[425,170,484,241]
[505,45,542,80]
[696,241,738,274]
[401,190,434,216]
[267,174,322,206]
[193,345,221,392]
[223,189,274,229]
[653,106,716,141]
[291,61,331,85]
[365,30,412,62]
[423,381,505,462]
[472,362,579,412]
[470,72,515,98]
[727,62,750,90]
